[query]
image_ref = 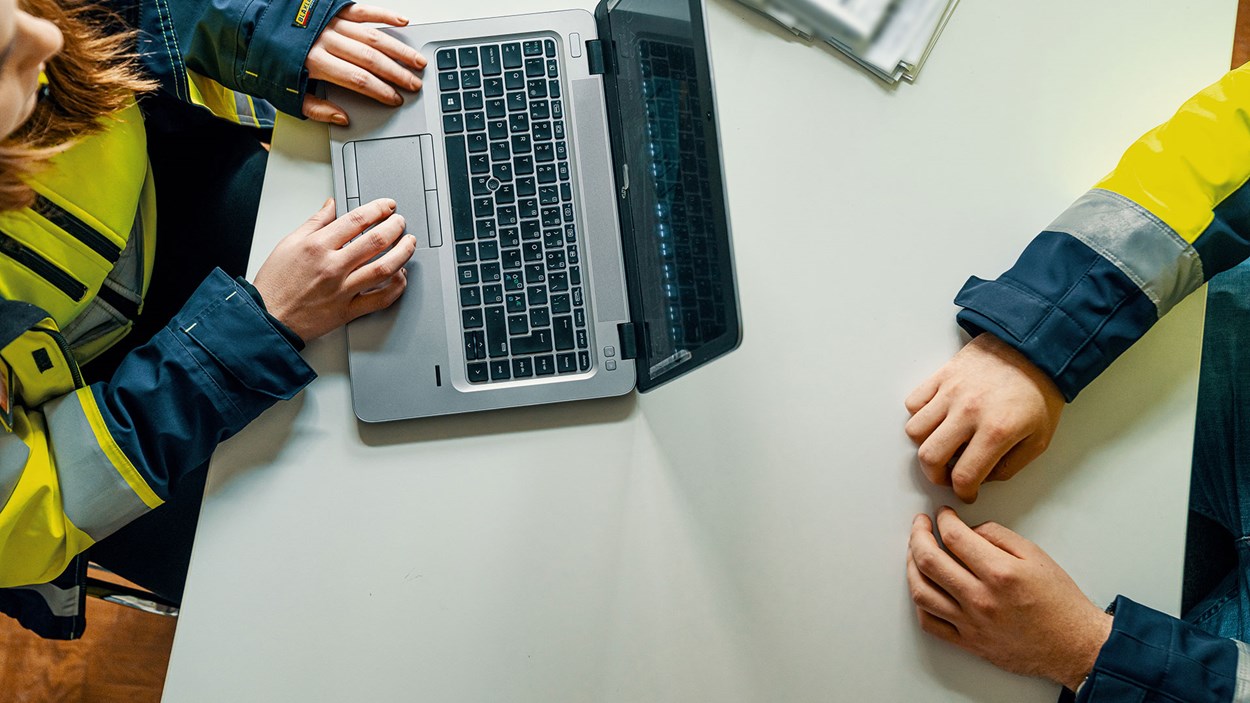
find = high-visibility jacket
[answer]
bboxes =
[0,0,350,637]
[955,66,1250,701]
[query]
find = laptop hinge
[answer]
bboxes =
[616,322,640,360]
[586,39,608,75]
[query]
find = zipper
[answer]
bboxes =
[33,195,122,264]
[33,327,83,388]
[0,229,88,301]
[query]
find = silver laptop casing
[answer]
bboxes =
[330,11,637,422]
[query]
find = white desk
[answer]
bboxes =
[161,1,1235,700]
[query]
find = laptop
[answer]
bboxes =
[329,0,741,422]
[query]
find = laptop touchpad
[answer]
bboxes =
[351,135,441,248]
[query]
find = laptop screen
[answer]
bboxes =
[598,0,741,391]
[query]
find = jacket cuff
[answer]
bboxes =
[1074,596,1241,703]
[954,230,1158,401]
[237,0,355,116]
[234,276,305,350]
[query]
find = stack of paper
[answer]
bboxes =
[737,0,959,84]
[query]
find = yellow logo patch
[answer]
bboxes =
[293,0,317,28]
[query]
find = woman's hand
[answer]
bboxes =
[302,4,427,125]
[252,198,416,342]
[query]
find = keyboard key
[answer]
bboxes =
[531,100,551,120]
[443,114,464,133]
[441,93,462,113]
[511,329,554,354]
[481,45,502,76]
[505,70,525,91]
[552,293,571,313]
[485,306,508,357]
[537,165,557,183]
[437,49,457,70]
[574,308,586,327]
[525,263,546,284]
[482,284,503,304]
[521,220,541,240]
[502,249,522,269]
[439,72,460,91]
[523,242,542,261]
[490,360,511,380]
[554,316,574,350]
[470,154,490,174]
[546,250,566,270]
[468,362,489,382]
[500,228,520,247]
[557,353,577,373]
[527,285,548,306]
[467,133,488,153]
[534,143,554,162]
[576,329,588,349]
[486,98,507,118]
[482,77,504,98]
[533,122,553,141]
[523,40,543,56]
[464,331,486,361]
[506,293,526,312]
[480,262,502,282]
[478,241,499,260]
[529,307,550,328]
[458,264,479,285]
[544,39,556,58]
[527,79,548,99]
[490,141,510,162]
[462,308,484,329]
[455,243,476,263]
[508,314,528,335]
[564,224,577,244]
[461,69,482,89]
[552,100,563,118]
[476,219,497,239]
[460,286,482,307]
[578,351,590,371]
[502,42,523,69]
[458,47,479,68]
[508,92,527,111]
[512,134,532,154]
[503,271,523,291]
[570,264,581,283]
[512,358,534,378]
[525,57,545,78]
[535,355,555,376]
[464,90,484,110]
[493,162,514,181]
[549,80,561,99]
[547,59,558,78]
[543,229,562,248]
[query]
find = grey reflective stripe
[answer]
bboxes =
[14,581,80,617]
[233,91,258,126]
[0,433,30,512]
[1046,188,1205,318]
[1235,640,1250,701]
[44,391,152,540]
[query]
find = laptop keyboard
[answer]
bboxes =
[436,39,592,384]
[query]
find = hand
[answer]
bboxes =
[904,333,1065,503]
[907,508,1112,691]
[302,4,427,125]
[252,198,416,342]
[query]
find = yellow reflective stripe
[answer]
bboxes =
[186,70,244,124]
[1097,66,1250,245]
[75,388,162,510]
[0,407,95,588]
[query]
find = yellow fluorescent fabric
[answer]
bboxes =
[1097,65,1250,245]
[0,408,95,588]
[186,70,246,124]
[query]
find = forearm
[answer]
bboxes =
[958,65,1250,400]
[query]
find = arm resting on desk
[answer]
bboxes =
[1072,596,1248,703]
[0,269,315,588]
[956,64,1250,401]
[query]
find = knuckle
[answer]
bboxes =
[350,70,372,91]
[915,445,944,469]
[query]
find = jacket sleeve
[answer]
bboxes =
[135,0,354,121]
[1070,596,1249,702]
[954,65,1250,400]
[0,269,316,588]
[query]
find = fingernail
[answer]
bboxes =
[330,113,348,126]
[391,93,405,107]
[396,215,407,230]
[388,200,397,211]
[397,15,410,24]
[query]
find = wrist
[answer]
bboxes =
[1058,609,1113,692]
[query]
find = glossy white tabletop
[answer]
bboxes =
[162,1,1235,700]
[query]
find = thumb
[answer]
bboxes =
[294,198,337,236]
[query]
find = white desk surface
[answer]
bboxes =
[161,1,1235,701]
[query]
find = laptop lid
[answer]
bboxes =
[594,0,742,392]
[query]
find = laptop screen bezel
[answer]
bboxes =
[594,0,742,393]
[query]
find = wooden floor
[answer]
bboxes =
[0,592,176,703]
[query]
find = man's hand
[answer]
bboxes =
[252,198,416,342]
[302,4,427,125]
[905,333,1065,503]
[907,508,1112,691]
